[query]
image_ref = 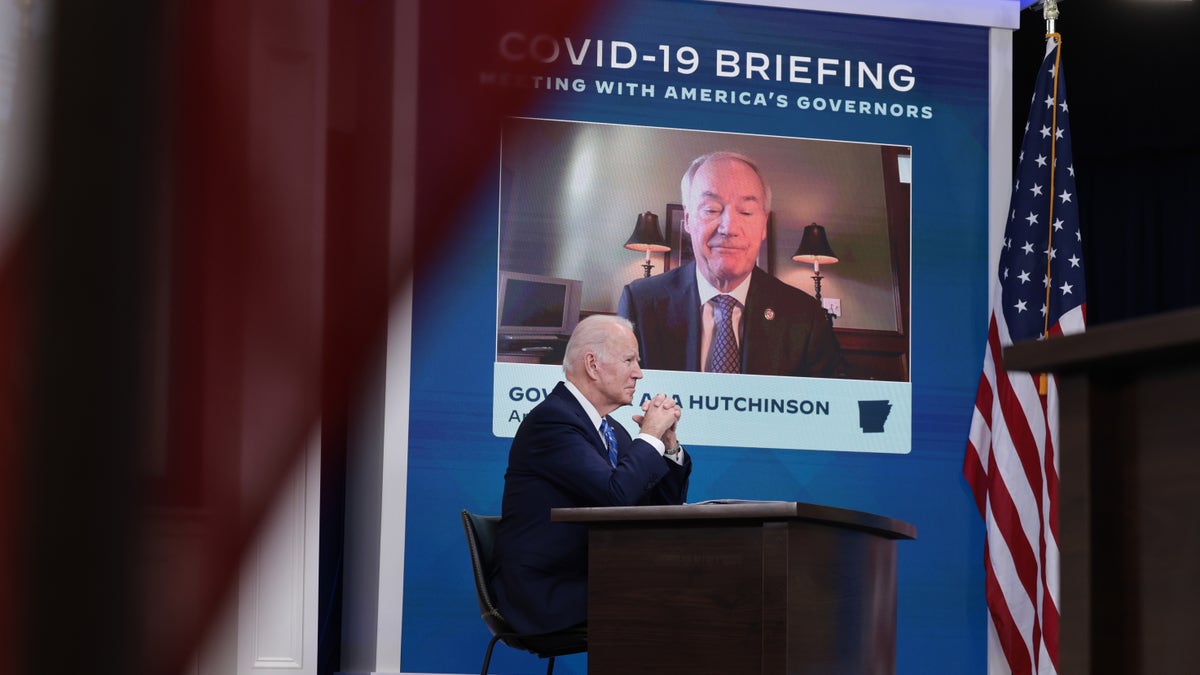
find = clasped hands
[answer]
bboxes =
[632,393,681,450]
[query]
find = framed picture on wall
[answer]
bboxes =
[665,202,773,275]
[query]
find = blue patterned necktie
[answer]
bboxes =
[600,418,618,467]
[709,294,741,373]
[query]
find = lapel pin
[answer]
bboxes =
[763,308,775,320]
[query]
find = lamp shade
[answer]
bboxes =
[624,211,670,252]
[791,222,838,265]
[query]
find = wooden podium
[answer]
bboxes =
[552,501,916,675]
[1004,307,1200,674]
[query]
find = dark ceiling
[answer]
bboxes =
[1011,0,1200,324]
[1013,0,1200,157]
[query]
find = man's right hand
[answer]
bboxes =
[634,393,681,438]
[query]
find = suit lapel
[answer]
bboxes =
[551,382,610,460]
[664,264,701,371]
[741,267,776,374]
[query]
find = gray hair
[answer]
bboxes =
[680,150,772,214]
[563,314,634,377]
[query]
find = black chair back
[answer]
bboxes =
[460,509,588,675]
[461,510,509,637]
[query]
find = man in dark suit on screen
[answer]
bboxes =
[619,151,843,377]
[492,314,692,635]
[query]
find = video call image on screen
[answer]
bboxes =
[494,117,910,382]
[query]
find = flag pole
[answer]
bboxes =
[1037,0,1062,395]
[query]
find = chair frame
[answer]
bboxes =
[460,509,587,675]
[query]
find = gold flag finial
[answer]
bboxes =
[1043,0,1060,35]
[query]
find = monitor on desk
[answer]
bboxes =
[496,270,582,340]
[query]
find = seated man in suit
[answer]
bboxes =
[619,150,843,377]
[492,314,692,635]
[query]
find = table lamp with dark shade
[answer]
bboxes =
[624,211,670,278]
[791,222,838,305]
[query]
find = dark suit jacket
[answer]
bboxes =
[492,382,691,635]
[618,262,843,377]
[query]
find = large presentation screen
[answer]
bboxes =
[408,1,993,673]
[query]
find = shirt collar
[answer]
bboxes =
[694,266,752,307]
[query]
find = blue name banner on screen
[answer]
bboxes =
[495,363,912,453]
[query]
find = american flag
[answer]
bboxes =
[964,35,1087,675]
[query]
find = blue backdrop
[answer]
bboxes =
[408,2,991,672]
